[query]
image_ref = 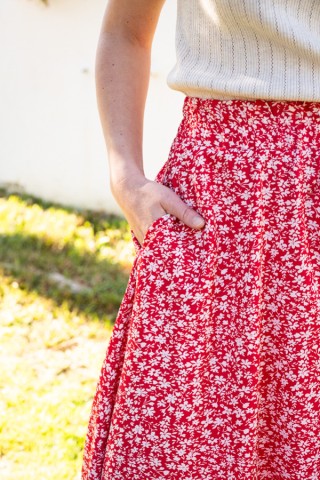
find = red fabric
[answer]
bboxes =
[81,96,320,479]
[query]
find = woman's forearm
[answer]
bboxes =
[95,0,166,188]
[95,30,151,184]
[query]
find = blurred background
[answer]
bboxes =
[0,0,183,213]
[0,0,183,479]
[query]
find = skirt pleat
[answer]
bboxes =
[81,96,320,480]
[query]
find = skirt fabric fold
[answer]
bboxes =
[81,96,320,480]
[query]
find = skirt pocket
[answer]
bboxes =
[130,212,174,255]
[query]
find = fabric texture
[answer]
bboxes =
[81,96,320,479]
[168,0,320,101]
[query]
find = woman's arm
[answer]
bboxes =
[95,0,206,245]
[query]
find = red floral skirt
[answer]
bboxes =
[81,96,320,479]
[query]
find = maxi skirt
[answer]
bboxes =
[81,96,320,480]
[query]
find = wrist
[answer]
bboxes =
[110,165,146,192]
[108,150,143,175]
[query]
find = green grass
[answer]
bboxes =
[0,188,135,479]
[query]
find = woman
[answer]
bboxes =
[81,1,320,478]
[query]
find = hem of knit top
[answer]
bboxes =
[166,80,320,102]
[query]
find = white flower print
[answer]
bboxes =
[81,96,320,480]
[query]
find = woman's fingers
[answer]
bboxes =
[111,174,206,245]
[164,189,206,229]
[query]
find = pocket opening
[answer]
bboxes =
[130,213,172,254]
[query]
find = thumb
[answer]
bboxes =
[168,193,206,229]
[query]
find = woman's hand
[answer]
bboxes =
[111,171,206,246]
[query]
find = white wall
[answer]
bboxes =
[0,0,184,215]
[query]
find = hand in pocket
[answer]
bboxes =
[110,171,206,247]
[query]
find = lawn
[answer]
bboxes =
[0,188,135,479]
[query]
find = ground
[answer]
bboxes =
[0,188,134,480]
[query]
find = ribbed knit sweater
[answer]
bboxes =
[167,0,320,101]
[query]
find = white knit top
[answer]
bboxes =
[167,0,320,101]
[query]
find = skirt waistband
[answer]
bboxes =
[183,96,320,121]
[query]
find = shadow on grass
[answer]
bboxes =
[0,188,135,323]
[0,231,131,323]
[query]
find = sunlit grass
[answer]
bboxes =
[0,188,134,479]
[0,188,136,321]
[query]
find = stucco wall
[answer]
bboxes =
[0,0,184,215]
